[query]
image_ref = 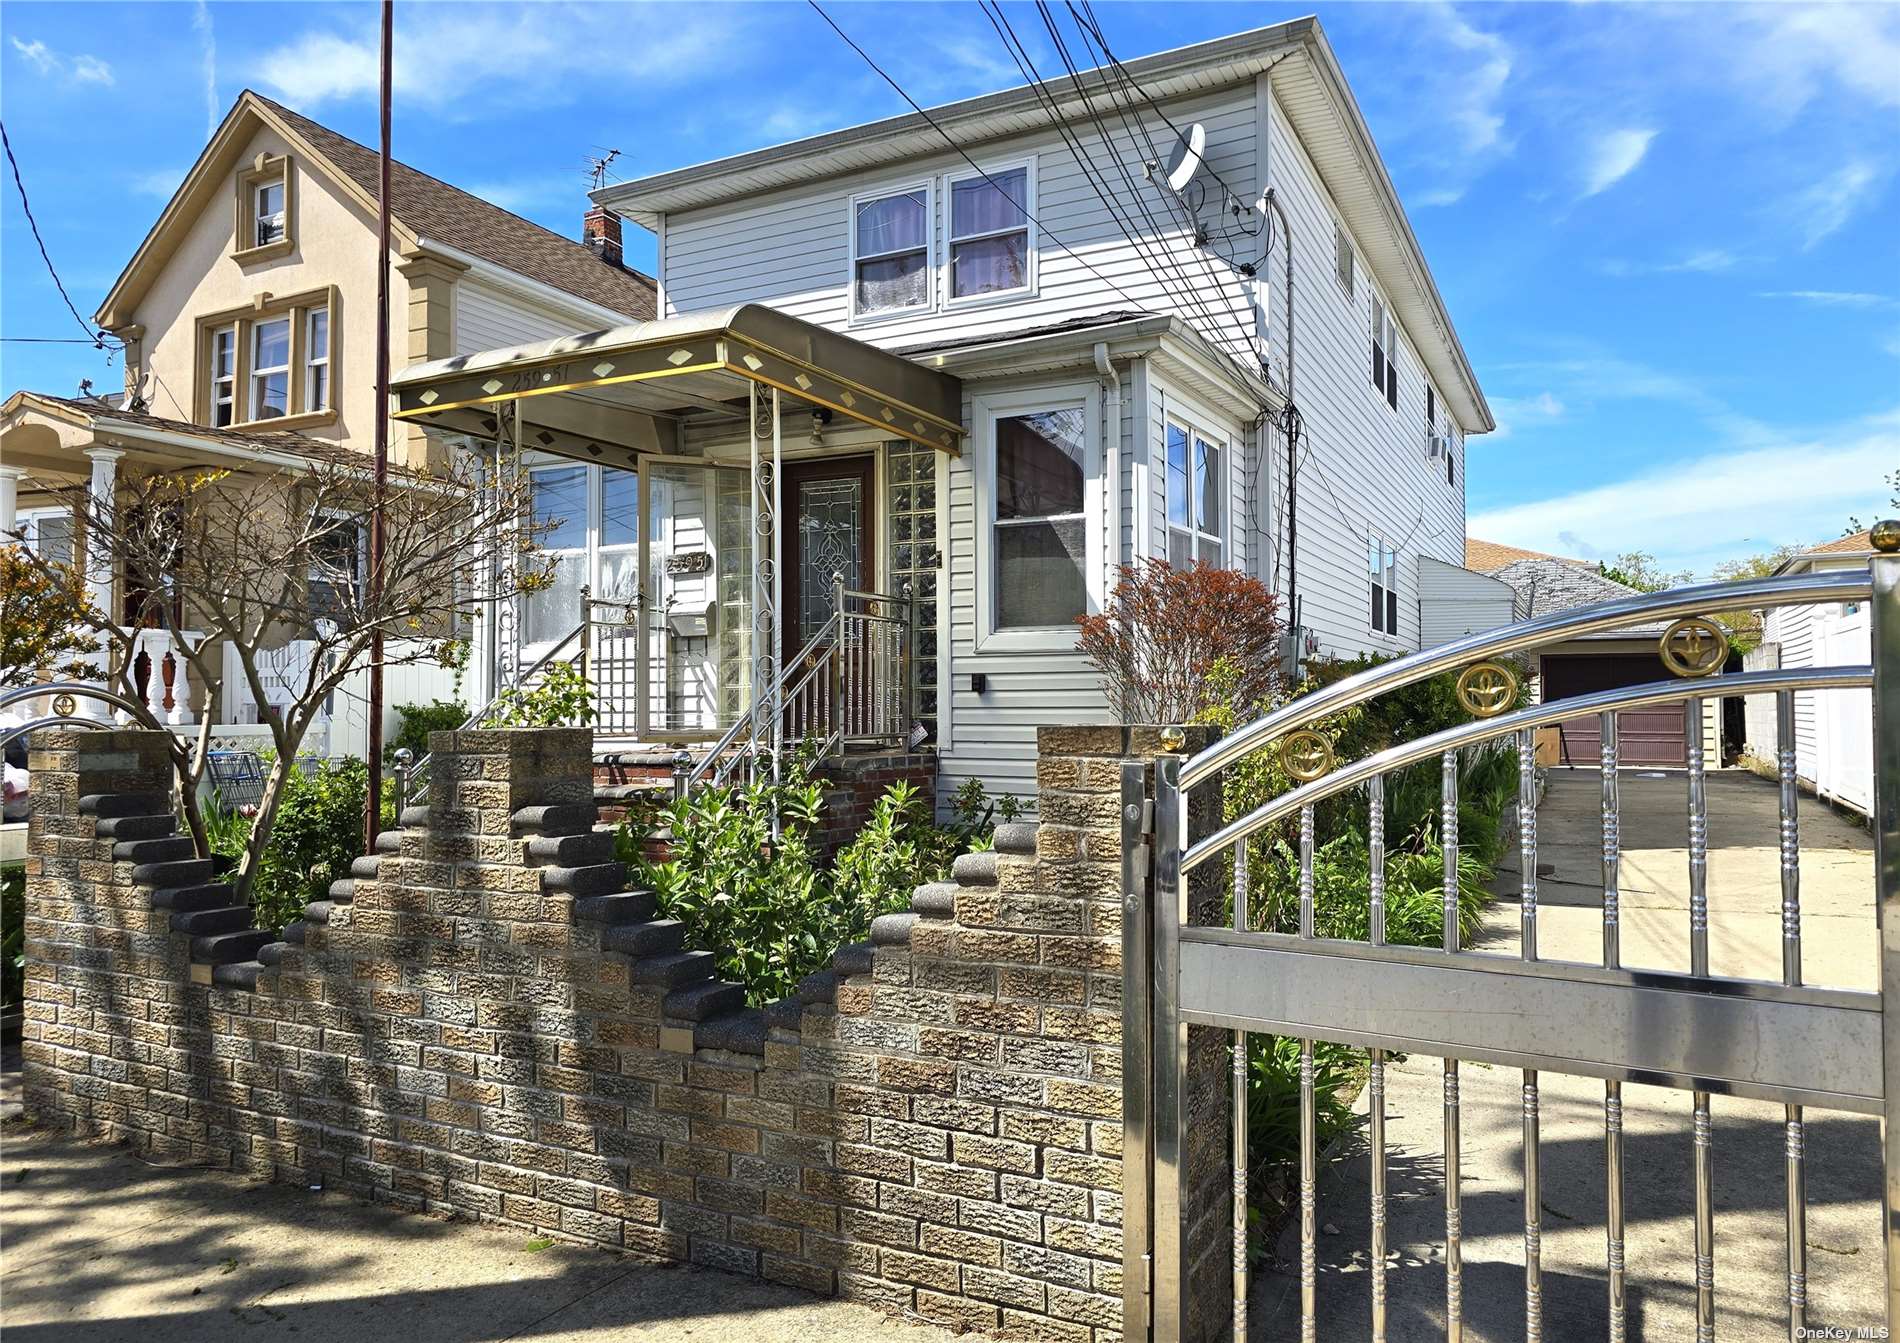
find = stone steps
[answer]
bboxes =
[93,813,176,841]
[112,835,195,864]
[150,882,237,913]
[130,856,217,888]
[170,905,252,936]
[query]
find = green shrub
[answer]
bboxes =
[1244,1034,1359,1259]
[623,759,1001,1008]
[1,862,23,1011]
[388,699,467,762]
[226,758,380,935]
[487,661,591,727]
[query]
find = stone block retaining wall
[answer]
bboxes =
[20,725,1214,1342]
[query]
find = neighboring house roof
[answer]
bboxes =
[1773,528,1875,576]
[97,90,654,329]
[3,390,379,473]
[596,16,1492,434]
[1490,557,1671,638]
[1464,538,1589,573]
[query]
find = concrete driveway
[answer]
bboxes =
[0,1117,958,1343]
[1257,767,1882,1339]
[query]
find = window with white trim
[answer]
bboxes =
[304,309,330,413]
[1165,419,1225,569]
[992,406,1087,629]
[1334,222,1354,296]
[308,511,364,624]
[254,177,286,248]
[1371,297,1398,409]
[1369,534,1399,636]
[250,316,291,421]
[211,325,237,427]
[18,507,74,565]
[947,163,1032,302]
[850,185,930,318]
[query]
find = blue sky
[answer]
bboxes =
[2,1,1895,575]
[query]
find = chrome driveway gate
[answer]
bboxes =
[1123,531,1900,1342]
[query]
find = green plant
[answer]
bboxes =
[388,699,467,762]
[241,759,373,934]
[833,780,964,928]
[486,661,591,728]
[1244,1034,1359,1260]
[1,862,24,1011]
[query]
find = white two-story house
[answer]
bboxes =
[393,16,1492,802]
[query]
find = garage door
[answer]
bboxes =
[1541,653,1687,766]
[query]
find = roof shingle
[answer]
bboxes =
[1464,537,1589,573]
[251,92,655,321]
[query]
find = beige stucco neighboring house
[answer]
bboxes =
[1,90,655,755]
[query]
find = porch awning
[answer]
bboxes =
[391,303,963,461]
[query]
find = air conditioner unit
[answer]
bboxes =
[1426,434,1451,460]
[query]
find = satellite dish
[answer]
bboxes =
[1162,123,1206,194]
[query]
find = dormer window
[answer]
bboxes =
[254,178,286,247]
[235,154,294,262]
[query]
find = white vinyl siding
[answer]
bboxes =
[1258,85,1467,655]
[658,84,1260,368]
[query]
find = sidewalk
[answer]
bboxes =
[0,1118,958,1343]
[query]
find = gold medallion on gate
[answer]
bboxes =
[51,693,77,718]
[1659,617,1728,678]
[1455,661,1519,718]
[1279,730,1335,782]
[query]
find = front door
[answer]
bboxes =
[780,456,876,653]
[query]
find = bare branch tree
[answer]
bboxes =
[19,448,546,902]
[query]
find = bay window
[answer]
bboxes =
[1165,419,1226,569]
[948,163,1032,302]
[211,326,236,427]
[851,184,930,318]
[304,309,329,413]
[250,317,291,420]
[977,383,1099,648]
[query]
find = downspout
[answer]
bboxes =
[1093,342,1122,596]
[1257,187,1299,651]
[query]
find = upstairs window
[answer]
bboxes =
[1165,420,1226,570]
[1369,534,1399,636]
[1335,222,1355,296]
[948,164,1032,302]
[304,309,330,413]
[210,325,237,427]
[851,185,930,318]
[1371,297,1398,409]
[250,317,291,420]
[1426,386,1436,433]
[254,177,286,247]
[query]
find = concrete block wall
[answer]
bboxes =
[19,724,1217,1343]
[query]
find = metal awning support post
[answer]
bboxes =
[748,383,783,789]
[496,403,524,694]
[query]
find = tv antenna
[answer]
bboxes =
[585,148,623,191]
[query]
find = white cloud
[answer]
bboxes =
[9,35,112,83]
[9,37,55,74]
[1708,4,1900,118]
[1487,391,1564,441]
[129,167,187,199]
[1393,6,1514,205]
[1796,161,1882,249]
[256,4,730,113]
[192,0,220,137]
[71,54,113,85]
[1471,414,1900,575]
[1757,290,1895,309]
[1600,249,1739,278]
[1580,127,1656,197]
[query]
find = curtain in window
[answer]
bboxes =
[995,408,1086,628]
[952,235,1027,297]
[855,252,928,313]
[953,170,1026,235]
[857,192,925,255]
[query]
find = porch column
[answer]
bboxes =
[0,465,20,540]
[748,383,782,777]
[82,447,124,721]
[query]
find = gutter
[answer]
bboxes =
[1094,342,1122,596]
[86,416,434,489]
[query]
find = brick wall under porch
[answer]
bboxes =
[19,725,1226,1343]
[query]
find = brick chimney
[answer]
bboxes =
[583,206,623,268]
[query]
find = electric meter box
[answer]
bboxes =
[667,603,715,639]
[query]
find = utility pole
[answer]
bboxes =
[365,0,392,850]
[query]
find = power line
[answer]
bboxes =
[805,0,1161,318]
[1,336,113,345]
[0,120,119,353]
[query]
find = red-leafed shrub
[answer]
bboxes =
[1075,559,1284,725]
